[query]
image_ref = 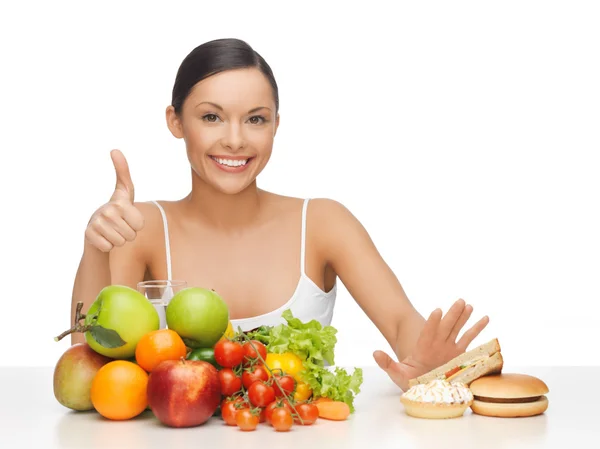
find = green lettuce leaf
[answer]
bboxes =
[246,309,363,412]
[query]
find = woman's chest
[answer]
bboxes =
[148,221,308,319]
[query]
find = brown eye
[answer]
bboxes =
[248,116,265,125]
[203,114,219,122]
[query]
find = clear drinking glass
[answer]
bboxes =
[137,280,187,329]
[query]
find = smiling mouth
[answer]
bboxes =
[209,156,253,167]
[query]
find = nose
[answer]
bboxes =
[221,122,246,152]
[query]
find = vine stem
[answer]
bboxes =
[237,330,306,425]
[54,301,90,342]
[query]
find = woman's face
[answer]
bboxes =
[167,68,279,195]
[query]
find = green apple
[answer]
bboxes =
[166,287,229,348]
[83,285,160,359]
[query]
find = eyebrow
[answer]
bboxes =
[195,101,271,114]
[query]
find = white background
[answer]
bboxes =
[1,1,598,369]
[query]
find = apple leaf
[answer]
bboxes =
[89,325,127,348]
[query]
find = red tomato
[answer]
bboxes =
[264,400,293,424]
[273,374,296,397]
[214,340,244,368]
[218,368,242,396]
[242,365,269,389]
[271,407,293,432]
[294,403,319,425]
[259,407,267,423]
[221,397,246,426]
[242,340,267,364]
[248,381,276,408]
[236,408,259,431]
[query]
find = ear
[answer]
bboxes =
[166,105,184,139]
[273,113,280,137]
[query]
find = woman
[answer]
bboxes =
[71,38,489,391]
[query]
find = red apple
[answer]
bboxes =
[53,343,113,411]
[147,358,221,427]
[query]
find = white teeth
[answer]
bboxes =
[211,156,249,167]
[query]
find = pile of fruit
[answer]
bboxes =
[53,285,363,431]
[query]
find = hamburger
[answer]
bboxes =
[408,338,503,388]
[469,373,549,417]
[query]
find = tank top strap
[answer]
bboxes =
[151,200,172,281]
[300,198,310,275]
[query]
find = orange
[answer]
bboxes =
[135,329,187,372]
[90,360,148,420]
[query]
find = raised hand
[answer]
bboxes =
[84,150,145,252]
[373,299,490,391]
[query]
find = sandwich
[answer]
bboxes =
[408,338,503,388]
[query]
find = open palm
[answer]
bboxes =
[373,299,490,391]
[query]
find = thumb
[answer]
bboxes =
[373,350,398,372]
[373,350,411,389]
[109,149,135,203]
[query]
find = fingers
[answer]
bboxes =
[110,149,135,203]
[447,302,474,343]
[418,308,443,348]
[457,315,490,352]
[84,227,113,252]
[92,217,127,247]
[438,298,466,341]
[121,203,145,232]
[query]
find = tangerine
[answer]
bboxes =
[135,329,187,372]
[90,360,148,420]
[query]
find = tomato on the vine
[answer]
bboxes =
[265,400,292,424]
[221,397,246,426]
[271,407,293,432]
[236,408,259,431]
[242,364,269,389]
[272,374,296,397]
[218,368,242,396]
[242,340,267,364]
[259,407,267,423]
[294,403,319,425]
[214,340,244,368]
[248,381,276,408]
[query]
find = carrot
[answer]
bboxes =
[315,400,350,421]
[312,397,333,405]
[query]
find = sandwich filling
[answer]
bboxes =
[444,355,490,381]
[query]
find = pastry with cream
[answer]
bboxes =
[400,379,474,419]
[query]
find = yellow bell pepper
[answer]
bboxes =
[265,352,304,380]
[265,353,313,402]
[218,321,235,342]
[294,381,313,402]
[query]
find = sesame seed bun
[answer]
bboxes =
[469,373,549,418]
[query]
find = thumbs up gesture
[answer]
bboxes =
[84,150,145,252]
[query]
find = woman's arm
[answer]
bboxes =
[311,198,424,357]
[70,211,149,345]
[69,150,149,345]
[311,198,489,389]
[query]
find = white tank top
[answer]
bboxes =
[151,198,337,332]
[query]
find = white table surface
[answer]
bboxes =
[0,365,597,448]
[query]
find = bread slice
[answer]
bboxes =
[408,338,502,388]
